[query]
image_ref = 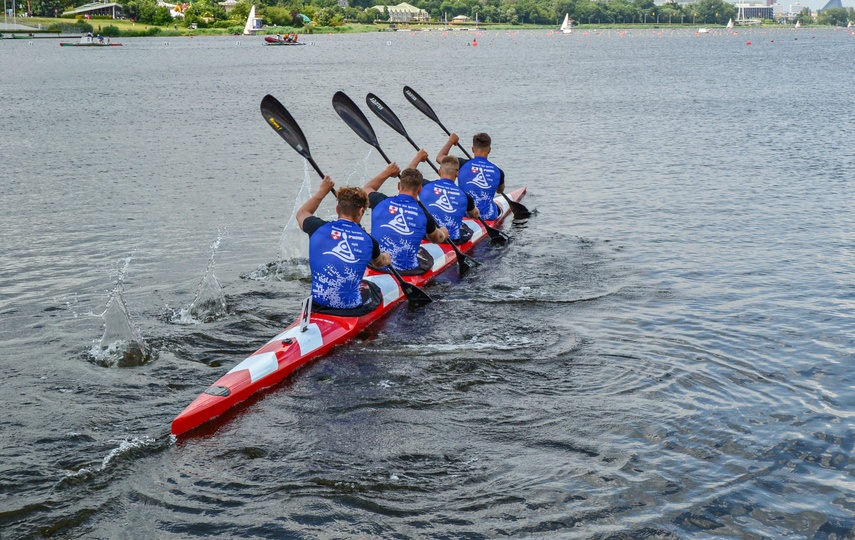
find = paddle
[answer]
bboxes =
[332,92,482,273]
[402,85,532,220]
[364,93,511,245]
[259,94,432,307]
[260,94,333,196]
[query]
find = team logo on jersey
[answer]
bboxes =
[429,188,456,213]
[381,209,413,235]
[434,187,443,195]
[469,168,492,189]
[323,232,358,263]
[330,230,341,240]
[388,205,398,214]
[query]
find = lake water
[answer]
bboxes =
[1,27,854,538]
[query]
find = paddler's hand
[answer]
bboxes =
[372,252,391,268]
[415,149,428,163]
[437,226,449,243]
[383,162,401,179]
[319,176,335,196]
[448,133,459,146]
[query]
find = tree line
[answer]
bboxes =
[24,0,855,28]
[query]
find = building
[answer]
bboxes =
[372,2,429,23]
[820,0,842,9]
[62,2,123,19]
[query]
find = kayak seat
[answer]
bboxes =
[312,280,383,317]
[451,223,474,245]
[370,247,434,276]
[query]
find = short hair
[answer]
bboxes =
[439,156,459,177]
[336,186,369,216]
[399,168,423,191]
[472,132,491,150]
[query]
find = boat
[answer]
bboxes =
[60,35,122,47]
[794,19,801,28]
[264,34,304,45]
[560,13,572,34]
[243,4,263,35]
[726,18,734,29]
[171,187,527,436]
[697,27,710,34]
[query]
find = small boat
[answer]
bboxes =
[171,187,527,436]
[697,27,710,34]
[560,13,572,34]
[264,34,304,46]
[60,34,121,47]
[795,19,801,29]
[726,18,734,29]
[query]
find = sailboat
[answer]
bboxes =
[726,18,734,29]
[243,5,262,35]
[794,19,801,28]
[560,13,572,34]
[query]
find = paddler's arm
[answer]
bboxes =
[465,193,480,219]
[296,176,335,230]
[436,133,459,163]
[496,168,505,194]
[363,162,401,195]
[407,149,428,170]
[369,237,392,268]
[416,198,449,244]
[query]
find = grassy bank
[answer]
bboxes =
[16,16,751,38]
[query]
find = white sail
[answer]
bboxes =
[560,13,572,34]
[243,5,257,35]
[726,18,733,29]
[795,19,801,28]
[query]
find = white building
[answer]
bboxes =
[372,2,429,23]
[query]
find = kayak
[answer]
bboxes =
[171,187,526,436]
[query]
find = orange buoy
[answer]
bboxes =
[746,40,752,45]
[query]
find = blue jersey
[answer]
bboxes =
[420,179,470,241]
[304,217,378,309]
[458,156,502,220]
[370,193,430,271]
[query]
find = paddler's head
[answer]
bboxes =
[336,186,369,224]
[398,168,424,198]
[439,156,460,181]
[472,132,491,158]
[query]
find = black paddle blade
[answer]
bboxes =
[332,91,381,148]
[447,241,480,275]
[260,94,313,162]
[366,93,409,139]
[501,192,532,219]
[387,266,432,306]
[403,86,443,126]
[480,217,510,245]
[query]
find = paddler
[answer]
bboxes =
[419,155,480,244]
[363,152,449,275]
[297,176,391,315]
[437,133,505,220]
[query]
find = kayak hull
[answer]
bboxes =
[171,187,526,436]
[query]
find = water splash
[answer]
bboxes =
[188,233,228,323]
[89,255,150,367]
[243,153,376,282]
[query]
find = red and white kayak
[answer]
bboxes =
[171,187,526,436]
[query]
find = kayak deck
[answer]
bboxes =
[171,187,526,436]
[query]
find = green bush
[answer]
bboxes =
[49,21,94,33]
[101,24,120,36]
[212,20,233,28]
